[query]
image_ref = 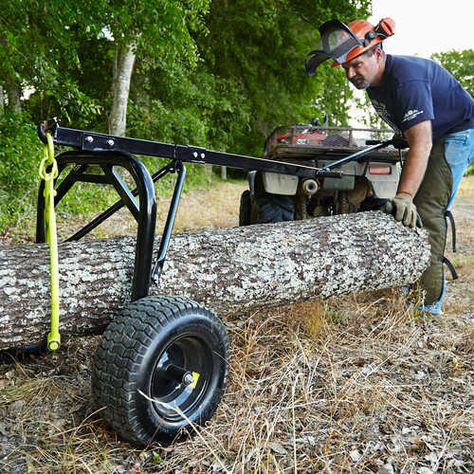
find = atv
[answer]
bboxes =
[239,120,403,225]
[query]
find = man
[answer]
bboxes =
[305,18,474,314]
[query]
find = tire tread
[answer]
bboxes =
[92,296,229,445]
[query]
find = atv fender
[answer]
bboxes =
[262,172,298,196]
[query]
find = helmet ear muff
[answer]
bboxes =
[363,17,395,45]
[376,18,395,38]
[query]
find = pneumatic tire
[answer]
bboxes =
[255,192,294,223]
[91,296,229,446]
[239,190,252,226]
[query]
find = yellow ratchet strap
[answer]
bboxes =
[38,132,61,351]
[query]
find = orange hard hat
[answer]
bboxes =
[331,18,395,66]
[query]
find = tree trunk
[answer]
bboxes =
[109,42,136,137]
[0,32,21,113]
[0,212,430,351]
[0,86,4,114]
[4,76,21,113]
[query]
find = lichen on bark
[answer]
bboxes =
[0,212,430,350]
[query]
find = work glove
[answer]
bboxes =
[386,192,418,228]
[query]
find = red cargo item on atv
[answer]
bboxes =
[276,129,327,146]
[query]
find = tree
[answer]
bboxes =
[196,0,371,155]
[0,2,37,112]
[0,1,104,123]
[90,0,211,136]
[431,49,474,96]
[109,42,137,136]
[0,0,375,230]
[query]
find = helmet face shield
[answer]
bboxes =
[305,20,365,75]
[321,20,363,63]
[305,40,329,76]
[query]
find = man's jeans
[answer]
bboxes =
[419,127,474,314]
[446,128,474,207]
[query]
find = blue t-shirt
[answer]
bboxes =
[367,55,474,140]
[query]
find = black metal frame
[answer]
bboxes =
[36,121,394,301]
[36,150,158,301]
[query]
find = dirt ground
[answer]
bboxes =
[0,177,473,473]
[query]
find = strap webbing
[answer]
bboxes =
[39,132,61,351]
[443,256,459,281]
[445,209,456,253]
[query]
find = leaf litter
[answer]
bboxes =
[0,179,473,473]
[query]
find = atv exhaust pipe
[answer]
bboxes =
[301,179,319,196]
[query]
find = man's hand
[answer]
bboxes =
[387,192,418,228]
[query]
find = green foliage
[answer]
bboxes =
[431,49,474,96]
[197,0,369,154]
[0,113,121,231]
[0,1,109,130]
[0,0,375,230]
[0,112,42,229]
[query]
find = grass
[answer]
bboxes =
[4,292,471,473]
[0,177,473,473]
[1,301,473,472]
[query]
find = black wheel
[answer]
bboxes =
[91,296,229,446]
[359,195,390,212]
[239,190,252,226]
[335,191,354,214]
[255,192,294,223]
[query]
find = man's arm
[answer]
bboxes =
[397,120,433,197]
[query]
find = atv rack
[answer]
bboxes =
[37,120,394,301]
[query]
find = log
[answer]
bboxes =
[0,212,430,350]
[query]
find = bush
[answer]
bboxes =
[0,113,118,234]
[0,112,221,237]
[0,112,42,230]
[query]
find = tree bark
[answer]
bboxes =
[0,86,4,114]
[4,76,21,113]
[0,212,430,351]
[0,33,21,113]
[109,42,136,137]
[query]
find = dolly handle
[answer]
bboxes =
[366,138,408,149]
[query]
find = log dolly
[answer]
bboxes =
[36,119,401,446]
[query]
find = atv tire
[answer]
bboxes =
[92,296,229,446]
[239,190,252,226]
[254,192,294,224]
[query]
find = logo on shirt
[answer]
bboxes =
[402,109,424,123]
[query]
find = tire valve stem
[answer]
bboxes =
[185,371,201,389]
[183,373,195,386]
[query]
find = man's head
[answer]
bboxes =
[305,17,394,80]
[342,44,385,89]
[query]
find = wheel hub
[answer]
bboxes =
[150,336,212,421]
